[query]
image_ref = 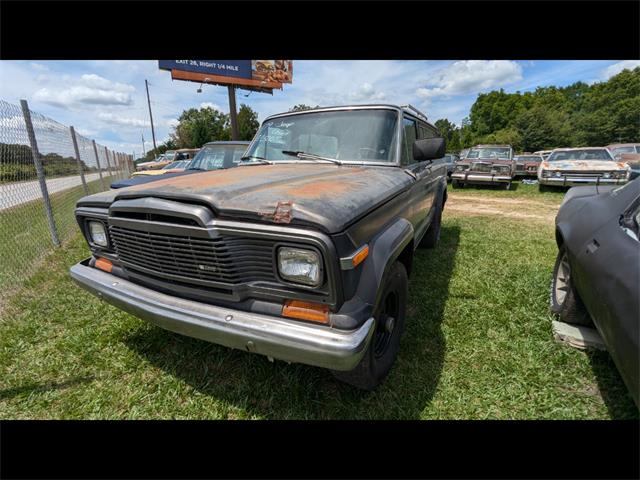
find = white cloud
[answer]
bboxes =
[30,63,49,72]
[97,112,150,128]
[602,60,640,79]
[199,102,222,111]
[416,60,523,100]
[349,83,386,101]
[33,74,136,108]
[166,118,179,128]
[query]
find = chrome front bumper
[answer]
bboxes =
[538,176,628,187]
[70,261,374,371]
[451,172,512,183]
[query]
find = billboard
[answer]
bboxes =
[158,60,293,92]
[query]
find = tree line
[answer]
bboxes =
[142,104,260,161]
[142,67,638,162]
[434,67,639,153]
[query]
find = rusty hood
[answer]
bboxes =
[542,159,629,171]
[78,163,414,234]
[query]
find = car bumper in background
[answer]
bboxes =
[539,175,628,187]
[70,260,374,371]
[451,172,512,184]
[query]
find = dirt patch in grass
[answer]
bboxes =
[446,193,560,223]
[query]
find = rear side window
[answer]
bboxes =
[401,117,418,165]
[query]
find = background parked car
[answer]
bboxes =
[442,153,459,180]
[131,160,192,177]
[111,141,249,189]
[551,178,639,406]
[538,147,630,190]
[514,153,544,178]
[533,150,554,161]
[607,143,640,180]
[451,144,515,189]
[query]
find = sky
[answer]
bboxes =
[1,60,638,157]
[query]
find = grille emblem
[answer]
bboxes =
[198,264,218,272]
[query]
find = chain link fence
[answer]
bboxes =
[0,99,134,296]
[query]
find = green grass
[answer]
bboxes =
[0,176,115,293]
[447,179,567,203]
[0,185,637,419]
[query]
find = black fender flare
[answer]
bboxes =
[334,218,414,329]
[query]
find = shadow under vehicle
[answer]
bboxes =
[451,144,515,190]
[110,141,249,189]
[69,104,450,390]
[538,147,630,191]
[550,178,640,407]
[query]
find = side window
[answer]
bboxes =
[401,117,418,166]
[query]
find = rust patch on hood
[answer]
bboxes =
[259,201,293,223]
[283,179,355,198]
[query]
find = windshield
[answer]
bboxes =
[466,147,512,160]
[244,109,399,163]
[548,149,613,161]
[188,144,247,170]
[162,160,188,170]
[164,152,176,161]
[610,146,637,157]
[516,156,542,162]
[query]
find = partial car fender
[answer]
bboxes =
[352,217,414,311]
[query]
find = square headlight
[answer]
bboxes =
[88,220,108,247]
[277,247,322,287]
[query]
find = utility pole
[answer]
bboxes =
[145,79,157,151]
[228,85,239,141]
[142,132,146,157]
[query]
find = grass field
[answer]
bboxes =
[0,181,637,419]
[0,176,118,295]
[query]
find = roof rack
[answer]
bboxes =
[401,104,428,122]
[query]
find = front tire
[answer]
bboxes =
[452,179,463,188]
[550,246,592,326]
[332,261,408,390]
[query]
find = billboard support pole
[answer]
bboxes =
[228,85,239,141]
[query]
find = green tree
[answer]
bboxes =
[514,105,573,152]
[235,104,260,141]
[170,106,230,148]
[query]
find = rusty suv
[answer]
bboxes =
[70,104,448,389]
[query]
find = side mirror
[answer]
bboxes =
[413,138,446,161]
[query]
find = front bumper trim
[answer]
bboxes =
[451,173,512,183]
[70,260,374,371]
[539,176,628,186]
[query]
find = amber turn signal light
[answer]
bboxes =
[95,257,113,273]
[282,300,329,324]
[352,245,369,267]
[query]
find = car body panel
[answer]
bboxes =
[538,148,630,187]
[555,179,640,406]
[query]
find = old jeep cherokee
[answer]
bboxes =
[70,104,447,389]
[451,144,515,189]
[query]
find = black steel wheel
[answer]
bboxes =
[332,261,408,390]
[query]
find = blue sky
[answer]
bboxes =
[1,60,638,156]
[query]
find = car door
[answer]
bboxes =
[572,189,640,400]
[400,116,438,240]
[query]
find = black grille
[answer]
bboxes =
[109,225,276,285]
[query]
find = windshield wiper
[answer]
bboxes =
[240,155,272,165]
[281,150,342,165]
[186,167,208,171]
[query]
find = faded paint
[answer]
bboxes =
[77,163,414,234]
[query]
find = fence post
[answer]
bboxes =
[69,126,89,196]
[92,140,106,190]
[104,146,113,177]
[20,99,61,247]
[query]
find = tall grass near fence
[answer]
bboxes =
[0,99,134,300]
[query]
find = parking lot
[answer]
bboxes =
[1,181,636,419]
